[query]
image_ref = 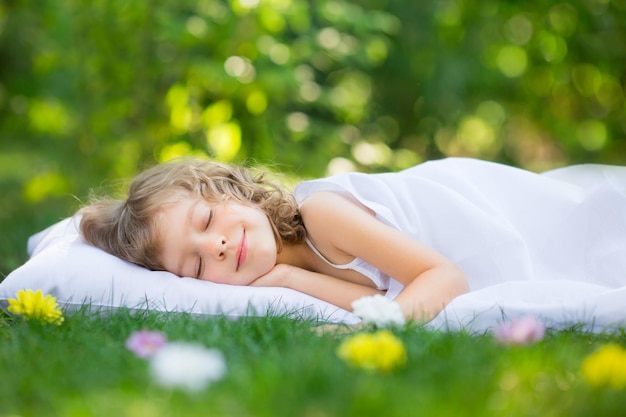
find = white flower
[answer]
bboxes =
[351,294,406,327]
[150,342,227,392]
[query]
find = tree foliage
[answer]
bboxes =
[0,0,625,272]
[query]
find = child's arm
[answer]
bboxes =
[298,191,469,322]
[251,263,386,312]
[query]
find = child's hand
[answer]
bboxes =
[249,264,294,288]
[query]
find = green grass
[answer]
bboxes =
[1,309,626,417]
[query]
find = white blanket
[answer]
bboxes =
[295,158,626,332]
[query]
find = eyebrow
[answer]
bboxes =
[177,199,201,278]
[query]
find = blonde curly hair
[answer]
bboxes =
[79,159,306,271]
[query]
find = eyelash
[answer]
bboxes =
[196,211,213,279]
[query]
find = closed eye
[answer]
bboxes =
[196,210,213,279]
[205,210,213,230]
[196,257,202,279]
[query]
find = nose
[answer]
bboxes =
[208,235,227,260]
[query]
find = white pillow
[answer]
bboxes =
[0,217,359,324]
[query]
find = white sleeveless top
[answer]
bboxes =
[294,158,626,299]
[304,237,395,292]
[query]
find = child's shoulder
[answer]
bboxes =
[300,190,348,214]
[300,191,375,226]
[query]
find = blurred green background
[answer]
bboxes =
[1,0,625,278]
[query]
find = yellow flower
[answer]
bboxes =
[337,330,406,372]
[581,344,626,389]
[7,289,64,325]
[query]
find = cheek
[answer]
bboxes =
[260,213,280,244]
[200,275,229,284]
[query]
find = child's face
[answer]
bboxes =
[157,196,278,285]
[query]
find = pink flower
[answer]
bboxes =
[494,316,546,345]
[125,330,167,358]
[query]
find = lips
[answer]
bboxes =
[236,231,247,271]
